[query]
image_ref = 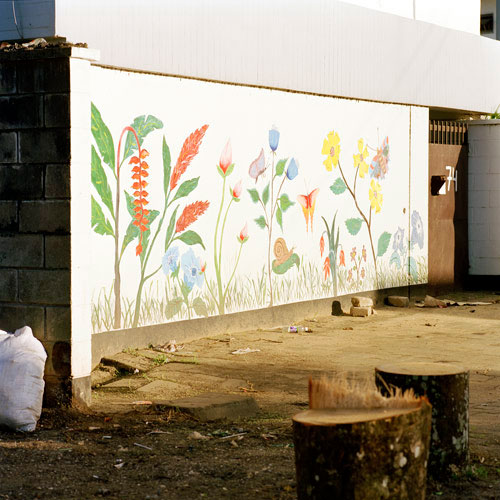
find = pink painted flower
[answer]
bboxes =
[361,267,365,279]
[219,139,232,175]
[362,245,367,262]
[238,222,249,244]
[350,247,356,261]
[319,235,325,257]
[347,269,352,282]
[232,179,242,199]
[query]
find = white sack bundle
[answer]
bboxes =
[0,326,47,432]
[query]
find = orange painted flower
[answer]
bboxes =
[319,235,325,257]
[361,267,366,279]
[170,124,209,191]
[232,179,242,199]
[362,245,367,262]
[323,257,331,280]
[130,147,150,256]
[350,247,356,261]
[339,249,345,267]
[175,201,210,233]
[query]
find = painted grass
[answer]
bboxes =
[91,256,428,333]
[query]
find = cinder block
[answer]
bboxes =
[0,95,43,129]
[474,173,500,191]
[17,58,70,94]
[45,164,70,198]
[45,235,70,269]
[351,296,374,307]
[0,303,44,338]
[0,164,43,199]
[0,61,16,94]
[19,269,70,305]
[0,234,44,267]
[0,269,17,301]
[45,306,71,341]
[0,132,17,163]
[19,129,70,163]
[387,296,409,307]
[19,200,70,233]
[0,201,18,231]
[43,340,71,378]
[468,223,488,242]
[350,305,373,317]
[468,190,489,208]
[490,190,500,208]
[44,94,70,128]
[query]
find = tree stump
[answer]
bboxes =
[293,402,432,499]
[375,362,469,478]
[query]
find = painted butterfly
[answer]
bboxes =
[248,148,266,183]
[370,136,389,180]
[297,188,319,233]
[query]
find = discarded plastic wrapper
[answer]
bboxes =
[231,347,261,355]
[282,326,312,333]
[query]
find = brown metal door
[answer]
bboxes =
[428,140,468,289]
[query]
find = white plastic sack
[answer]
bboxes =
[0,326,47,432]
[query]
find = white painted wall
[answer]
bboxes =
[52,0,500,114]
[468,120,500,275]
[343,0,480,34]
[0,0,54,40]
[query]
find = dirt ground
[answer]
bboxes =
[1,291,500,499]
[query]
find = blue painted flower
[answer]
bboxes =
[393,227,405,254]
[269,127,280,152]
[286,158,298,180]
[181,248,205,290]
[411,210,424,249]
[162,246,179,275]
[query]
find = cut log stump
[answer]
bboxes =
[293,402,431,499]
[375,362,469,479]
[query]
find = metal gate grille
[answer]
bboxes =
[429,120,468,145]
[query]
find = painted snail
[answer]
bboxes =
[273,237,294,265]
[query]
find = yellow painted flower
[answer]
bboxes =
[353,138,369,178]
[321,131,341,171]
[369,179,383,213]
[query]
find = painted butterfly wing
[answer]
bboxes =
[249,148,266,182]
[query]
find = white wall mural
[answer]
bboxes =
[89,67,428,333]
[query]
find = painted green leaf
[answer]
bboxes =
[192,297,208,317]
[91,146,114,218]
[272,253,300,275]
[124,191,136,218]
[254,215,267,229]
[164,206,179,251]
[140,209,160,263]
[121,220,140,255]
[91,196,114,237]
[163,136,171,196]
[279,193,294,212]
[180,281,192,300]
[408,256,418,282]
[276,206,283,231]
[248,188,261,204]
[330,177,347,195]
[275,158,288,176]
[389,251,401,269]
[377,231,391,257]
[176,230,205,250]
[122,115,163,161]
[165,297,183,319]
[91,102,115,174]
[225,163,235,177]
[345,218,363,236]
[262,183,270,206]
[172,177,199,203]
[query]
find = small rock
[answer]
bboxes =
[388,296,409,307]
[331,300,344,316]
[350,306,372,317]
[351,296,374,307]
[424,295,447,308]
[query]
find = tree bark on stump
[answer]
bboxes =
[293,402,431,500]
[375,362,469,479]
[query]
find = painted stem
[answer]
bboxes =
[267,154,275,307]
[223,243,243,305]
[213,176,226,314]
[337,161,379,287]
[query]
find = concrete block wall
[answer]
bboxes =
[468,120,500,275]
[0,48,74,404]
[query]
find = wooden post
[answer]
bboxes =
[293,403,431,499]
[375,362,469,479]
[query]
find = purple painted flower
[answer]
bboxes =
[269,127,280,152]
[286,158,298,180]
[411,210,424,249]
[393,227,405,254]
[162,246,179,274]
